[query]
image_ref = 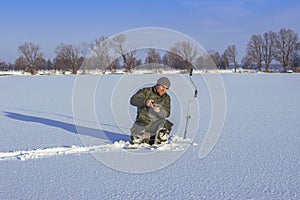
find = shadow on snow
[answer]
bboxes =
[3,111,130,143]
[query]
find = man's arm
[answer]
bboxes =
[130,88,148,108]
[155,95,171,119]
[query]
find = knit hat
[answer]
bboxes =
[157,77,170,88]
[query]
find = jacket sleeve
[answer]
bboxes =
[156,95,171,119]
[130,88,147,108]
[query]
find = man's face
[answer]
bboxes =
[156,84,169,96]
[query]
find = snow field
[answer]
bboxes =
[0,73,299,199]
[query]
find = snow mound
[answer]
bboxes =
[0,136,194,161]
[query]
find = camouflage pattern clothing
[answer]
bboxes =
[130,86,173,144]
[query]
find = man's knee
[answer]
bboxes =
[131,124,151,144]
[164,120,173,132]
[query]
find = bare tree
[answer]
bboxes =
[17,42,45,75]
[195,53,217,70]
[221,53,230,69]
[14,57,27,71]
[241,56,253,69]
[89,36,113,73]
[111,34,126,58]
[124,50,139,72]
[162,54,169,66]
[246,35,263,71]
[80,42,92,58]
[79,42,93,73]
[208,50,222,69]
[54,43,82,74]
[163,51,185,70]
[224,45,238,72]
[145,48,162,64]
[262,31,276,72]
[109,58,122,72]
[0,60,9,71]
[170,41,198,69]
[45,59,54,70]
[274,28,299,72]
[110,34,139,72]
[111,34,129,70]
[291,42,300,70]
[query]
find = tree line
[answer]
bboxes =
[0,28,299,74]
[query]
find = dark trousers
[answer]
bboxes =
[130,119,173,137]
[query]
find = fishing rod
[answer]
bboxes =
[183,68,198,139]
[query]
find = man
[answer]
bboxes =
[130,77,173,145]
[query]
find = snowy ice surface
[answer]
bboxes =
[0,136,192,161]
[0,74,299,199]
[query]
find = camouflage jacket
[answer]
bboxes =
[130,86,171,126]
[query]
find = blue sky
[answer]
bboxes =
[1,0,299,63]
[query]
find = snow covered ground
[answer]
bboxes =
[0,73,299,199]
